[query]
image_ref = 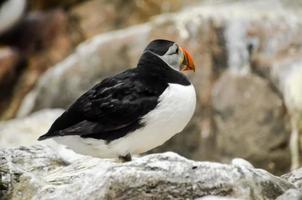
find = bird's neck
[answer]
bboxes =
[137,51,168,72]
[137,51,191,86]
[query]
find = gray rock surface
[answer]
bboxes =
[212,72,290,174]
[278,167,302,199]
[276,189,302,200]
[0,146,296,200]
[0,109,63,148]
[282,168,302,190]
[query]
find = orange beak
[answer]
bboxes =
[179,47,195,72]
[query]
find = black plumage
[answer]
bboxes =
[143,39,174,56]
[38,48,190,142]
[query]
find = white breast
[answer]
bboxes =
[54,83,196,158]
[110,83,196,155]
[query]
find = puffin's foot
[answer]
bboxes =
[118,153,132,162]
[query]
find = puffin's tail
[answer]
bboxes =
[37,133,52,141]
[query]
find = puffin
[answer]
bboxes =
[38,39,196,162]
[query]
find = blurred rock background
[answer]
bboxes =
[1,0,302,175]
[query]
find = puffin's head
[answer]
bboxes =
[143,39,195,72]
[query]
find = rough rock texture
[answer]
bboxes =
[282,168,302,189]
[276,189,302,200]
[212,72,290,174]
[280,169,302,199]
[0,146,296,200]
[0,109,63,148]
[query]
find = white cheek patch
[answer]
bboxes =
[159,54,181,71]
[147,49,182,71]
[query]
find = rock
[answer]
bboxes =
[0,47,20,115]
[0,109,63,148]
[212,72,290,174]
[0,146,296,200]
[0,10,76,120]
[197,196,240,200]
[0,0,26,35]
[0,48,20,88]
[276,189,302,200]
[282,168,302,189]
[1,10,73,57]
[279,169,302,199]
[69,0,187,38]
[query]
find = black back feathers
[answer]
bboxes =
[38,68,167,142]
[38,39,191,142]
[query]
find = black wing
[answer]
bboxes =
[38,69,167,142]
